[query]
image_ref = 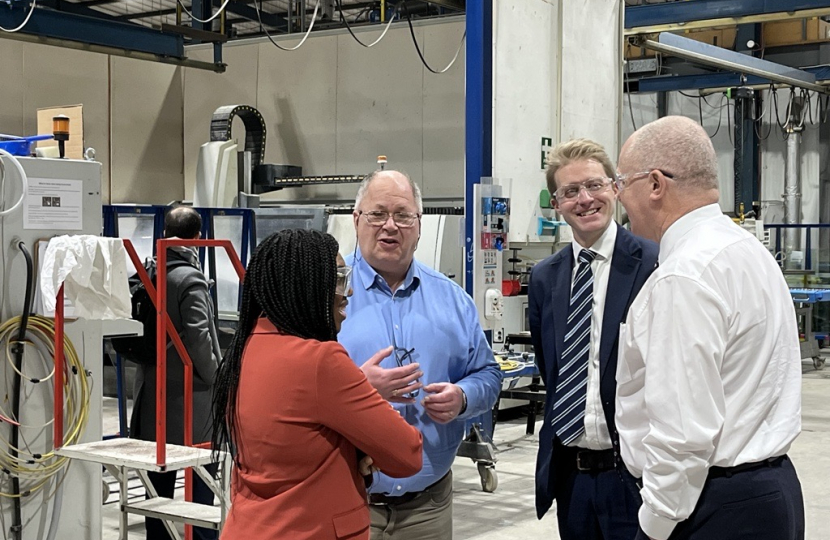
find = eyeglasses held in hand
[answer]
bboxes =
[336,265,352,296]
[394,345,419,398]
[359,210,421,228]
[554,177,614,202]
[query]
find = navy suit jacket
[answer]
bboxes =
[528,224,658,519]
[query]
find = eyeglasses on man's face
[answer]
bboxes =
[554,177,614,202]
[614,169,674,192]
[336,265,352,297]
[358,210,421,228]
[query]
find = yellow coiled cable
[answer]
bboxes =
[0,315,91,498]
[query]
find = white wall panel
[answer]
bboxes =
[0,40,26,139]
[560,0,621,155]
[420,22,466,200]
[493,0,561,242]
[110,57,184,204]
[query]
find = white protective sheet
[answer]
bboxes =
[40,235,132,319]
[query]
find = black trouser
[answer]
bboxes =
[554,443,642,540]
[146,463,218,540]
[635,455,804,540]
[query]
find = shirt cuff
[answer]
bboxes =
[639,503,679,540]
[455,382,475,420]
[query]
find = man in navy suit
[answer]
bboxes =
[529,138,658,540]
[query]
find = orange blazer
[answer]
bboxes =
[220,319,423,540]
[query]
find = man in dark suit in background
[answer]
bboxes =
[130,206,220,540]
[529,139,658,540]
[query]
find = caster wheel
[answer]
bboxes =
[477,463,498,493]
[813,356,825,370]
[102,479,110,503]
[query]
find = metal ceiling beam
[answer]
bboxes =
[77,0,121,6]
[641,32,829,93]
[116,8,178,21]
[0,5,183,56]
[635,65,830,93]
[0,22,223,71]
[0,4,224,70]
[625,0,830,36]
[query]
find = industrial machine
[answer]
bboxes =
[471,182,510,331]
[0,151,110,539]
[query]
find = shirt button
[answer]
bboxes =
[395,325,399,329]
[396,485,402,491]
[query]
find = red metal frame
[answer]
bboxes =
[53,237,245,538]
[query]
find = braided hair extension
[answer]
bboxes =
[211,229,340,460]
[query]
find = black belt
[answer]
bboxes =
[575,448,617,472]
[369,472,449,506]
[709,455,787,479]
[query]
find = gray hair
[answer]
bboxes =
[622,115,719,191]
[354,170,424,213]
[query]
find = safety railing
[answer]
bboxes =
[53,237,245,538]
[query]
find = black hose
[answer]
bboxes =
[9,241,34,540]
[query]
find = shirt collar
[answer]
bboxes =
[659,203,723,265]
[354,252,421,294]
[571,221,617,264]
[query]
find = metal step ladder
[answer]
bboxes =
[57,438,230,539]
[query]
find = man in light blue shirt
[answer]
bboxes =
[339,169,501,540]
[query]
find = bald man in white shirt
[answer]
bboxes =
[614,115,804,540]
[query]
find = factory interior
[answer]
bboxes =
[1,0,830,539]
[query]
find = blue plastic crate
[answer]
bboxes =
[790,288,830,303]
[0,135,54,156]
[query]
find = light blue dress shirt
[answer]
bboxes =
[339,252,502,496]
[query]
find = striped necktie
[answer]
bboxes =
[552,248,597,445]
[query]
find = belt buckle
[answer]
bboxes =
[576,451,590,472]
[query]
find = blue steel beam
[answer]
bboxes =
[636,65,830,93]
[464,0,492,296]
[0,5,184,57]
[626,0,830,29]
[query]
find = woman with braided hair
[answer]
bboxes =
[211,229,422,540]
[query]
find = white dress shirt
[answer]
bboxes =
[615,204,802,540]
[568,223,616,450]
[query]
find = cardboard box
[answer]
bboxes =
[36,104,84,160]
[684,27,737,49]
[764,18,830,47]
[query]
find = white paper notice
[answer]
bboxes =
[24,178,84,230]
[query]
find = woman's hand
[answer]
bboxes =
[358,455,378,476]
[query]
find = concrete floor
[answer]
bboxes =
[100,363,830,539]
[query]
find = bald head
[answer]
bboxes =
[620,116,719,192]
[354,169,423,213]
[164,205,202,239]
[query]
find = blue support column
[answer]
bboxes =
[464,0,493,296]
[733,86,759,215]
[191,0,212,42]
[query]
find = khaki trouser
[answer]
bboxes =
[369,472,453,540]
